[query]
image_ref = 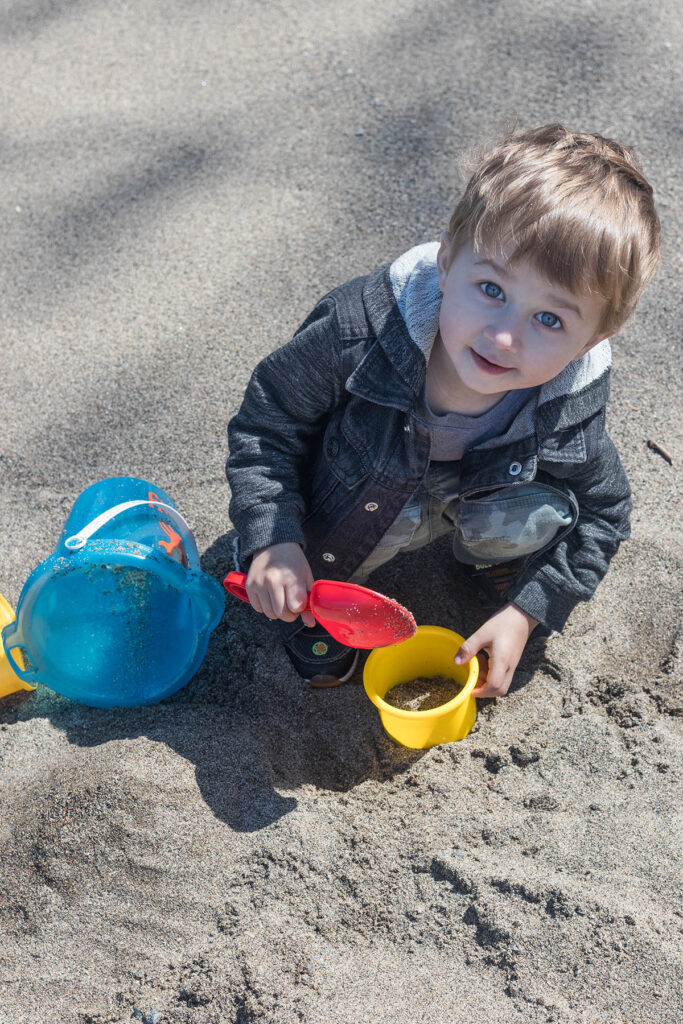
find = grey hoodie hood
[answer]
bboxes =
[388,242,612,444]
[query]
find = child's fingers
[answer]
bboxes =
[454,630,488,665]
[284,579,310,617]
[470,652,490,696]
[253,585,278,620]
[247,560,315,624]
[249,581,291,621]
[271,581,304,622]
[456,634,493,695]
[247,587,270,618]
[473,661,512,698]
[284,580,315,625]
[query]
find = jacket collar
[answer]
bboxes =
[345,264,425,410]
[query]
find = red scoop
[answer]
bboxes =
[223,571,416,649]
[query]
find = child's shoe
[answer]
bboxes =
[283,624,359,685]
[458,559,556,638]
[458,558,523,604]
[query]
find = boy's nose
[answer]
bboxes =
[483,315,520,350]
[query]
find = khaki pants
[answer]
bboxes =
[351,481,574,585]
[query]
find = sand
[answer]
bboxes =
[0,1,681,1022]
[383,675,464,710]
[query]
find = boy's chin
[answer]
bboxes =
[460,371,515,395]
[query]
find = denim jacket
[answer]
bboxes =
[227,247,631,632]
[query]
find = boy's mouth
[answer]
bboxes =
[470,349,513,375]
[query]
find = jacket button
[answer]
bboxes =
[364,502,379,512]
[404,423,411,433]
[326,439,339,458]
[508,461,523,476]
[322,552,336,563]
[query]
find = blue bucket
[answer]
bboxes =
[1,477,225,708]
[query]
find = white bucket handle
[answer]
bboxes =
[64,500,193,552]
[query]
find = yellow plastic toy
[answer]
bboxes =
[363,625,478,749]
[0,593,36,698]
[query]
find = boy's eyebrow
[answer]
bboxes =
[473,258,583,318]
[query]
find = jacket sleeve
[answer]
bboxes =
[226,295,346,562]
[507,425,632,632]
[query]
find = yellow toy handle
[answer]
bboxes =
[0,594,37,696]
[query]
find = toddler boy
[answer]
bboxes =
[226,123,660,695]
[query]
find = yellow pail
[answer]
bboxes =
[363,625,477,749]
[0,593,36,698]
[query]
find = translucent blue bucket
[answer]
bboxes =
[1,477,225,708]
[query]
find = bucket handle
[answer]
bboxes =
[5,645,39,683]
[64,500,193,552]
[2,620,40,683]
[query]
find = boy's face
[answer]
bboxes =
[435,237,610,401]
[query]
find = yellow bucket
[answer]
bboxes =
[363,625,477,749]
[0,593,36,698]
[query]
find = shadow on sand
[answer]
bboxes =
[1,534,550,833]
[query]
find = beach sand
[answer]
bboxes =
[0,1,681,1021]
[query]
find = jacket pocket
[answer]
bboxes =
[320,423,369,489]
[449,482,577,565]
[302,430,368,524]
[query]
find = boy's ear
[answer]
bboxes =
[436,232,451,291]
[576,332,615,358]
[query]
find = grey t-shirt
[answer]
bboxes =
[415,386,534,462]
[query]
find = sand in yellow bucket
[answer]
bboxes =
[0,593,36,698]
[363,625,477,748]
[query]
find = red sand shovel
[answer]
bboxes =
[223,572,417,649]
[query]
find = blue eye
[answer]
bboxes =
[536,311,562,329]
[480,281,503,299]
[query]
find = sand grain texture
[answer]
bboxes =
[1,1,681,1021]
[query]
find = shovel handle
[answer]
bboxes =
[223,571,251,603]
[223,572,313,618]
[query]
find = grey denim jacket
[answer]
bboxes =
[227,248,631,632]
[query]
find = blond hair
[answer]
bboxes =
[447,123,661,336]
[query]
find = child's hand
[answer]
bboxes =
[246,542,316,626]
[454,602,539,698]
